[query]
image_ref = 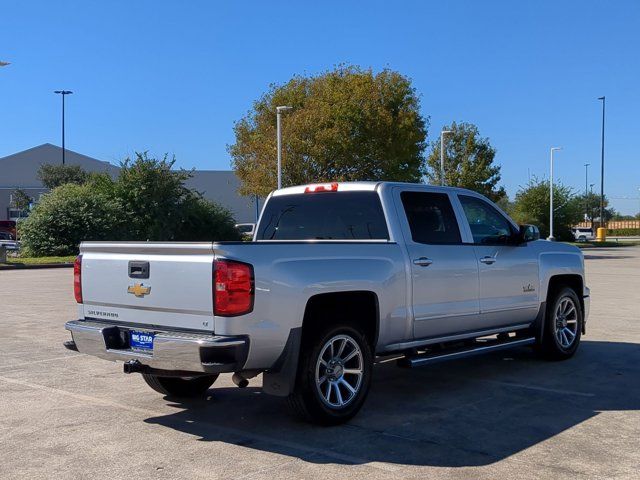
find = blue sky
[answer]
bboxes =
[2,1,639,214]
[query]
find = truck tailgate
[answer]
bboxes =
[79,242,215,332]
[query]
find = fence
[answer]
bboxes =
[575,220,640,230]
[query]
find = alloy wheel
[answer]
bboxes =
[315,334,364,409]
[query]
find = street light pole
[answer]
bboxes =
[584,163,590,221]
[440,130,453,186]
[54,90,73,165]
[598,96,606,228]
[548,147,562,241]
[590,183,595,229]
[276,106,292,190]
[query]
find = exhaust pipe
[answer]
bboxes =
[123,360,144,374]
[232,372,249,388]
[232,370,260,388]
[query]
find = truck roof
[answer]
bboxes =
[272,181,480,197]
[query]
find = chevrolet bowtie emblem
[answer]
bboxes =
[127,283,151,297]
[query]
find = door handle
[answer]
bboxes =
[479,256,496,265]
[413,257,433,267]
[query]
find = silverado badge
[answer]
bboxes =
[127,283,151,297]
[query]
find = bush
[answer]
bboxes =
[19,184,123,256]
[20,153,241,256]
[38,164,90,189]
[607,228,640,236]
[174,197,240,241]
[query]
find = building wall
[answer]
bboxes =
[0,144,260,223]
[0,187,48,221]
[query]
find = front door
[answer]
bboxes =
[397,190,480,339]
[457,194,540,327]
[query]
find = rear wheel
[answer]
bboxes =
[541,286,583,360]
[142,373,218,397]
[288,325,373,426]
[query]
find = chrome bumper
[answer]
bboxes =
[65,320,248,374]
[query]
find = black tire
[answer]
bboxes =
[287,325,373,426]
[540,286,583,360]
[142,373,218,397]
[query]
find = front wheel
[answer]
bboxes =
[142,373,218,397]
[540,286,583,360]
[287,325,373,426]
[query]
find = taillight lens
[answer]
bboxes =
[74,255,82,303]
[214,259,254,316]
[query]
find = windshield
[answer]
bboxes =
[257,191,389,240]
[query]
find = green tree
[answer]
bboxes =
[425,122,506,202]
[11,189,32,211]
[511,177,582,240]
[572,191,615,225]
[230,65,429,197]
[94,152,238,241]
[19,183,123,256]
[38,164,90,189]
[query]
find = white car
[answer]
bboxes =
[0,232,20,251]
[235,223,255,240]
[572,227,595,242]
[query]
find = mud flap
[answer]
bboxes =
[534,301,547,344]
[262,327,301,397]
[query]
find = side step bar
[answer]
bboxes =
[397,337,536,368]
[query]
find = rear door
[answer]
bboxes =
[394,188,480,339]
[455,194,539,327]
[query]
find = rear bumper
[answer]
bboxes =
[65,319,249,374]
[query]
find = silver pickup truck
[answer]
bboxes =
[65,182,590,425]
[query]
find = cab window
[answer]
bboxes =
[459,195,515,245]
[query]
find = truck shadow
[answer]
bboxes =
[144,340,639,467]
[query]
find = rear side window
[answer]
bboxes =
[401,191,461,244]
[257,192,389,240]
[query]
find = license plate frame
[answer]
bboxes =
[130,330,154,352]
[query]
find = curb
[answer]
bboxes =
[0,263,74,270]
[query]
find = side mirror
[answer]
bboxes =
[518,224,540,243]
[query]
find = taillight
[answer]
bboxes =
[74,255,82,303]
[214,259,254,316]
[304,182,338,193]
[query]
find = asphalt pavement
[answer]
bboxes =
[1,247,639,479]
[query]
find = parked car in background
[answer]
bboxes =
[0,231,19,251]
[572,227,595,242]
[0,220,16,239]
[65,182,590,425]
[235,222,255,240]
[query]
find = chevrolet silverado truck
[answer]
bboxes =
[64,182,590,425]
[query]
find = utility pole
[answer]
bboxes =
[589,183,595,229]
[440,130,453,186]
[54,90,73,165]
[548,147,562,241]
[584,163,590,221]
[276,106,292,189]
[598,96,606,228]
